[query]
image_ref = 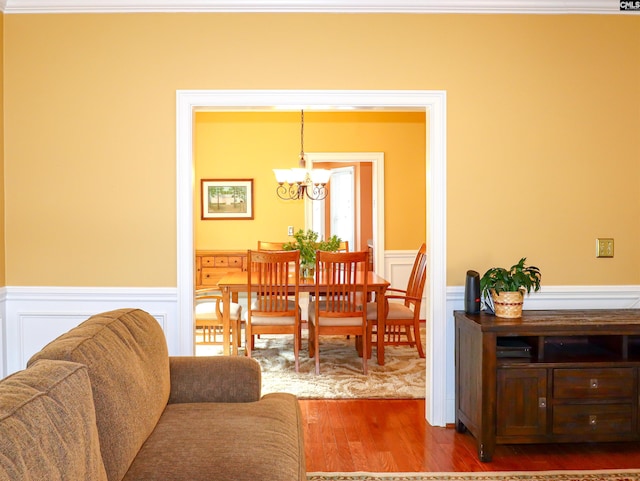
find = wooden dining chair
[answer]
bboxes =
[308,250,369,375]
[367,243,427,358]
[337,241,349,252]
[246,249,302,372]
[194,288,243,348]
[257,241,287,251]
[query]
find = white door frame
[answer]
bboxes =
[305,152,384,277]
[176,90,447,426]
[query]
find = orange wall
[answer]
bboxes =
[2,13,639,287]
[195,111,425,251]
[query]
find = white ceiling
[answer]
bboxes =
[0,0,635,14]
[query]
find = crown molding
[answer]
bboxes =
[1,0,637,14]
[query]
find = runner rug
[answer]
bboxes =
[306,470,640,481]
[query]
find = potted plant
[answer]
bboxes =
[480,257,541,318]
[283,229,342,278]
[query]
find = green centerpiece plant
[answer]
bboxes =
[480,257,541,318]
[283,229,342,278]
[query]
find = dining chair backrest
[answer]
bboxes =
[314,250,368,319]
[337,241,349,252]
[248,249,300,315]
[247,249,302,371]
[310,250,370,374]
[257,241,287,251]
[405,243,427,308]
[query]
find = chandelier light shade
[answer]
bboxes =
[274,110,331,201]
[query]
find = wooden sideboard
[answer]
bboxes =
[454,309,640,462]
[195,250,248,290]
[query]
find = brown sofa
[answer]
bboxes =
[0,308,306,481]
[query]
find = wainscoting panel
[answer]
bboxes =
[3,277,640,426]
[2,287,177,377]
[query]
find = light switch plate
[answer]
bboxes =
[596,238,614,258]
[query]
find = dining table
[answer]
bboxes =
[217,270,391,365]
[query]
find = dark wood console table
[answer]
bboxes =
[455,309,640,462]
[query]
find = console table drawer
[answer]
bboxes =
[554,368,634,399]
[553,404,633,435]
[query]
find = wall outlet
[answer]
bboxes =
[288,226,294,236]
[596,238,614,258]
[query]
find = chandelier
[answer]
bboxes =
[273,110,331,201]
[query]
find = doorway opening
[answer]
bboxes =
[176,90,447,426]
[327,166,355,248]
[305,152,384,272]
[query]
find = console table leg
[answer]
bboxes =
[478,443,493,463]
[455,419,467,433]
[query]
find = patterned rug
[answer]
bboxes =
[253,333,425,399]
[306,470,640,481]
[196,330,426,399]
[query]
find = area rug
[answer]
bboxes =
[253,332,426,399]
[196,330,426,399]
[305,470,640,481]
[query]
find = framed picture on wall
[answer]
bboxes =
[201,179,254,220]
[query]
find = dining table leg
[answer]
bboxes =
[221,286,231,356]
[376,286,386,366]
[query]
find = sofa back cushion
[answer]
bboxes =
[0,359,108,481]
[28,308,170,481]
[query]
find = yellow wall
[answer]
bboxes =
[3,13,639,287]
[195,111,425,251]
[195,112,305,250]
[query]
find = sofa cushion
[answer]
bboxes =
[0,359,108,481]
[121,393,306,481]
[28,308,170,481]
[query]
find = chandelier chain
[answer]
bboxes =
[274,108,330,201]
[299,110,305,167]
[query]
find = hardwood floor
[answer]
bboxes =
[301,399,640,473]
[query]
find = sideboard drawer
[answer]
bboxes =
[228,256,243,268]
[554,368,634,400]
[200,268,222,287]
[201,256,216,267]
[213,257,229,267]
[553,404,633,435]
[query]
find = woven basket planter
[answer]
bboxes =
[491,289,524,318]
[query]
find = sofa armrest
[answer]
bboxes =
[168,356,261,404]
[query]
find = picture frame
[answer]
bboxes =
[201,179,254,220]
